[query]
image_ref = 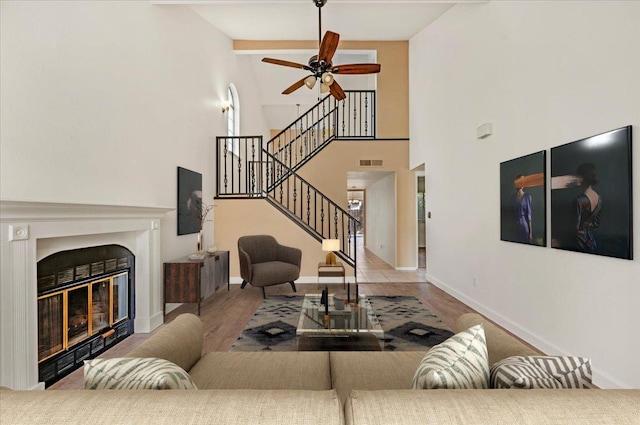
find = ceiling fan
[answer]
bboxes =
[261,0,381,101]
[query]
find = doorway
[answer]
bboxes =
[347,190,365,242]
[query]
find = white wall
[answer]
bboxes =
[410,1,640,388]
[0,1,269,265]
[366,173,396,266]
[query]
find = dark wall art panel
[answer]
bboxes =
[177,167,202,236]
[550,126,633,260]
[500,151,547,246]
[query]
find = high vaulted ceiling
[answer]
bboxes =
[153,0,486,188]
[154,1,486,41]
[153,1,486,128]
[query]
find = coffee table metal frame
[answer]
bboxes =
[296,293,384,340]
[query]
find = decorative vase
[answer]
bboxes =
[197,229,204,253]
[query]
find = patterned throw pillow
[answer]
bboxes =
[84,357,197,390]
[490,356,592,389]
[411,324,489,389]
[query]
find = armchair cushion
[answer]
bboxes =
[251,261,300,287]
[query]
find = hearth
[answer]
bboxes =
[37,244,135,387]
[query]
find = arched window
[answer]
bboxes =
[227,84,240,156]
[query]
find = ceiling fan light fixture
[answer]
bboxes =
[304,75,317,89]
[261,0,381,101]
[321,72,334,86]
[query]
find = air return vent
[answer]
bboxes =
[359,159,383,167]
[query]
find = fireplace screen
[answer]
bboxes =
[38,294,63,361]
[113,273,128,323]
[38,272,129,363]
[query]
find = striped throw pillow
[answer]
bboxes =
[411,324,489,389]
[84,357,197,390]
[490,356,592,389]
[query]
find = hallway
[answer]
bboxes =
[354,236,426,283]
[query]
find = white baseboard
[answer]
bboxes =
[425,273,628,389]
[135,311,164,334]
[148,311,164,332]
[396,267,417,271]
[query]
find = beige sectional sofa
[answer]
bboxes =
[2,312,639,424]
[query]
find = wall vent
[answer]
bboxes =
[359,159,383,167]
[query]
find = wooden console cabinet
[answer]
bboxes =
[163,251,229,317]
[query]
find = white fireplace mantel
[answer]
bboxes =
[0,200,173,390]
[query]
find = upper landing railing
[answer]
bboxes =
[266,91,376,174]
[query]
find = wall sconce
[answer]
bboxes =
[221,100,231,113]
[322,239,340,265]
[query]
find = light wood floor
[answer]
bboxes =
[50,247,475,390]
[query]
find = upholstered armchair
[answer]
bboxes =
[237,235,301,298]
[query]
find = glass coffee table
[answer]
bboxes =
[296,293,384,351]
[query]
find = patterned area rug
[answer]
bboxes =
[231,295,454,351]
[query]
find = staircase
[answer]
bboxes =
[215,90,376,270]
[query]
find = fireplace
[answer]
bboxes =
[0,200,171,390]
[37,245,136,387]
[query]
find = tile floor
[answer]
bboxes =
[354,236,427,283]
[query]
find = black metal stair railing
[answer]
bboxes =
[215,91,375,269]
[263,152,359,268]
[215,137,359,267]
[267,91,376,177]
[216,135,264,198]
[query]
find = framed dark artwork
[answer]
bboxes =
[550,126,633,260]
[500,151,547,246]
[177,167,202,236]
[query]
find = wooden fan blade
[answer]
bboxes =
[332,63,381,74]
[318,31,340,64]
[282,77,307,95]
[262,57,310,71]
[329,80,346,101]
